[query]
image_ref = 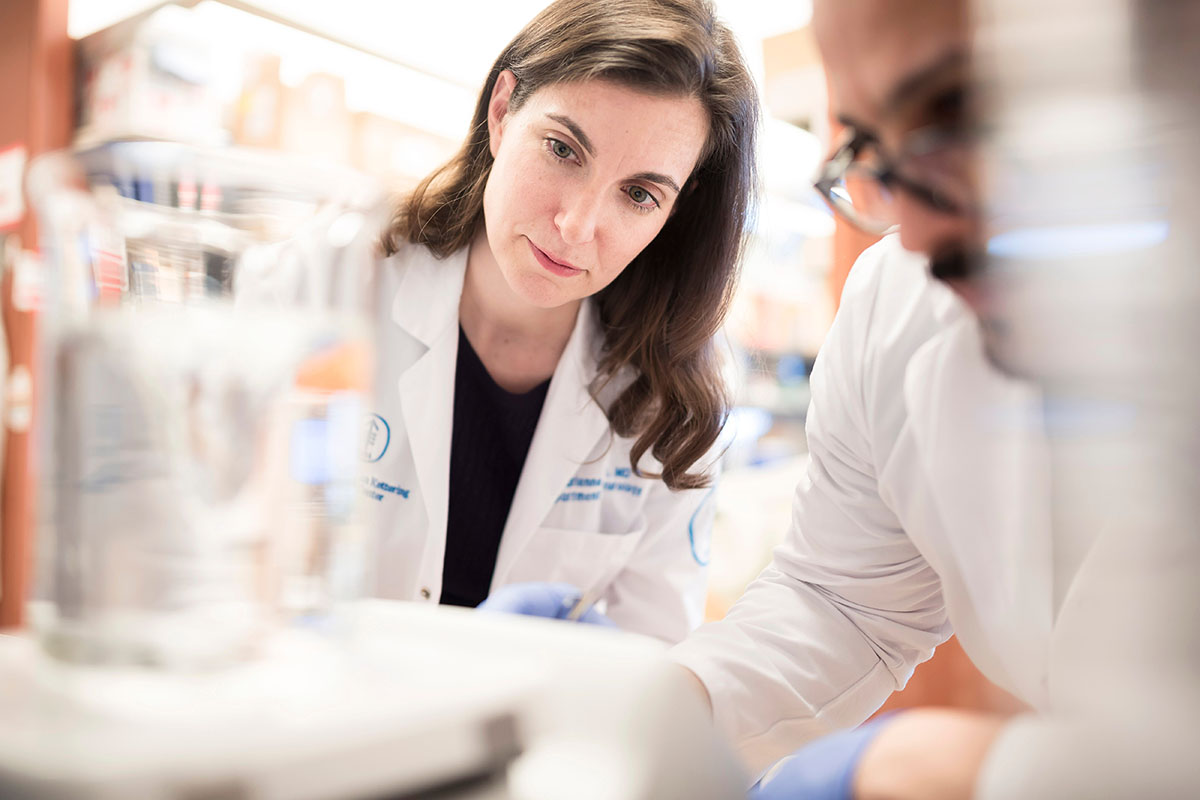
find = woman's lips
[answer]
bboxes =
[527,239,582,277]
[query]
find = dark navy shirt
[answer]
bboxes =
[440,326,551,608]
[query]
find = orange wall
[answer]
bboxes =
[0,0,72,628]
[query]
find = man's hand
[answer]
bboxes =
[852,709,1005,800]
[751,709,1006,800]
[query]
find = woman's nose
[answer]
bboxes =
[554,188,602,245]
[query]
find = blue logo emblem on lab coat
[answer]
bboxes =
[689,488,715,566]
[362,413,390,462]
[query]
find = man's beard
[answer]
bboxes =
[928,246,1029,379]
[929,247,981,283]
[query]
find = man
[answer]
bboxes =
[487,1,1200,796]
[670,3,1034,795]
[668,1,1200,798]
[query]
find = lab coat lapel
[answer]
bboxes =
[491,301,611,586]
[390,247,467,563]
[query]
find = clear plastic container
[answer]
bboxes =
[27,142,385,669]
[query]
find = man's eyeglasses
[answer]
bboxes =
[814,125,973,235]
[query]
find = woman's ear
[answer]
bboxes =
[487,70,518,158]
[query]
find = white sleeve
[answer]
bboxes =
[670,245,952,775]
[603,472,716,645]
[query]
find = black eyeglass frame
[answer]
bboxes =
[814,126,970,235]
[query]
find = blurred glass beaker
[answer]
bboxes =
[26,142,385,669]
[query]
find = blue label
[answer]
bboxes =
[689,488,716,566]
[557,490,602,503]
[557,469,647,503]
[361,475,410,502]
[362,413,390,463]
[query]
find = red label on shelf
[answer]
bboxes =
[0,143,27,232]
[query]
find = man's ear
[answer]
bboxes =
[487,70,518,158]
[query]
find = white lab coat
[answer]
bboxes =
[672,235,1200,796]
[363,242,715,643]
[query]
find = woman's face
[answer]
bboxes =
[481,72,710,309]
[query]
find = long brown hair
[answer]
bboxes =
[382,0,759,490]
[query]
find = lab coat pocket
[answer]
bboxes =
[505,526,642,597]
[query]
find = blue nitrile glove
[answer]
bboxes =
[478,582,616,627]
[748,713,899,800]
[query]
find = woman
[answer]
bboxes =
[366,0,758,643]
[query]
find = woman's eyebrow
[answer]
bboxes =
[546,113,596,156]
[630,171,681,195]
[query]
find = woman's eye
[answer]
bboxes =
[550,139,574,159]
[627,186,657,207]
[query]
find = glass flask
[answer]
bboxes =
[26,142,385,669]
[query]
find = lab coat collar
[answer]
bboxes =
[927,272,972,328]
[491,299,612,587]
[385,244,468,589]
[390,245,469,347]
[885,237,969,328]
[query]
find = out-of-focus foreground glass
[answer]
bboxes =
[26,142,385,669]
[975,0,1200,791]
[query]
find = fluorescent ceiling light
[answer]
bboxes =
[987,220,1171,260]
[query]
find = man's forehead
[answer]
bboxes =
[814,0,968,128]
